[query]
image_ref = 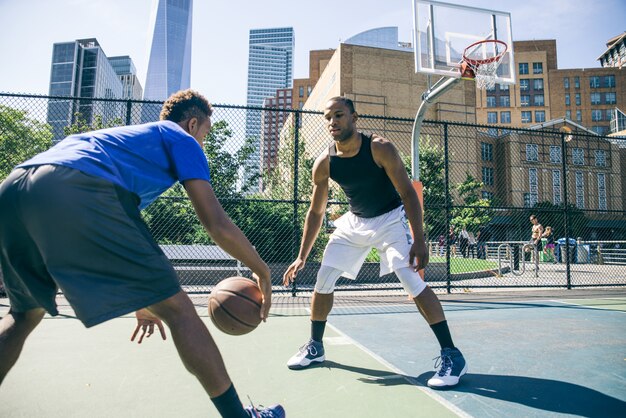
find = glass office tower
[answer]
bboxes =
[142,0,193,122]
[47,38,124,141]
[244,27,294,193]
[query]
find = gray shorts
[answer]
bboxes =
[0,165,181,327]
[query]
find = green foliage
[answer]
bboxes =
[0,105,53,181]
[451,174,493,233]
[401,135,447,239]
[63,113,123,136]
[203,120,254,198]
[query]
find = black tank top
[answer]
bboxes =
[329,133,402,218]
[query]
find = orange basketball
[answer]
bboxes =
[208,276,263,335]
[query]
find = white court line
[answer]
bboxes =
[549,298,626,313]
[325,321,473,418]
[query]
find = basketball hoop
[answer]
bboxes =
[461,39,508,90]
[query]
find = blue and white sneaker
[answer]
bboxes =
[427,347,467,388]
[287,339,325,370]
[245,404,286,418]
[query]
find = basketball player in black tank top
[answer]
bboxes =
[283,97,467,388]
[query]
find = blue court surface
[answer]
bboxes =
[1,289,625,417]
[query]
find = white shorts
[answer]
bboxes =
[322,205,416,279]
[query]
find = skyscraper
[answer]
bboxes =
[142,0,193,122]
[244,27,294,193]
[47,38,124,141]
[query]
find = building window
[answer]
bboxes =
[575,93,581,106]
[298,86,304,97]
[534,95,544,106]
[605,92,616,104]
[597,173,607,211]
[519,63,529,74]
[591,109,603,121]
[550,145,562,163]
[535,110,546,123]
[528,168,539,206]
[572,148,584,165]
[565,94,570,106]
[590,92,601,105]
[604,75,616,88]
[482,191,494,200]
[563,77,570,89]
[499,84,509,92]
[519,79,530,91]
[486,96,496,107]
[500,111,511,123]
[533,62,543,74]
[482,167,494,186]
[606,109,614,121]
[307,85,312,95]
[533,79,544,90]
[595,149,606,166]
[487,112,497,123]
[520,95,530,107]
[526,144,539,161]
[481,142,493,161]
[576,110,582,121]
[574,76,580,88]
[575,171,585,209]
[589,76,600,88]
[552,170,562,205]
[500,96,510,107]
[521,111,532,123]
[566,110,571,119]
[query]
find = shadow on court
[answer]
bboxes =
[413,372,626,418]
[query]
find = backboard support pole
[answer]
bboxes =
[411,76,461,181]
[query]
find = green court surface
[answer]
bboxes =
[1,289,625,417]
[0,309,457,418]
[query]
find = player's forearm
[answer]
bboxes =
[297,210,324,261]
[402,193,426,242]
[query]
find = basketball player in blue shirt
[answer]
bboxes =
[0,90,284,418]
[283,97,467,388]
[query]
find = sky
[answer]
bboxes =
[0,0,624,106]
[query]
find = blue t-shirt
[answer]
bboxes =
[18,121,211,209]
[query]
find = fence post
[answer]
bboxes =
[125,100,132,126]
[291,111,300,297]
[561,132,571,289]
[444,123,451,293]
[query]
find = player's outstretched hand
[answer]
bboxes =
[283,258,305,286]
[253,272,272,322]
[131,308,167,344]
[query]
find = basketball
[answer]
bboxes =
[208,276,263,335]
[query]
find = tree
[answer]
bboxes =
[0,105,53,181]
[451,174,493,233]
[401,135,447,240]
[63,113,124,136]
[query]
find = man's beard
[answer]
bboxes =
[334,127,354,142]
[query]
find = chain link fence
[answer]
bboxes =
[1,92,625,295]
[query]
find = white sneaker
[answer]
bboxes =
[287,339,325,370]
[427,348,467,388]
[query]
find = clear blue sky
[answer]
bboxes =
[0,0,624,105]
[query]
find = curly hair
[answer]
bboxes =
[160,89,212,122]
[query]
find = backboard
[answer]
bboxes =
[412,0,515,84]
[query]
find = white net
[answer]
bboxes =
[473,61,500,90]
